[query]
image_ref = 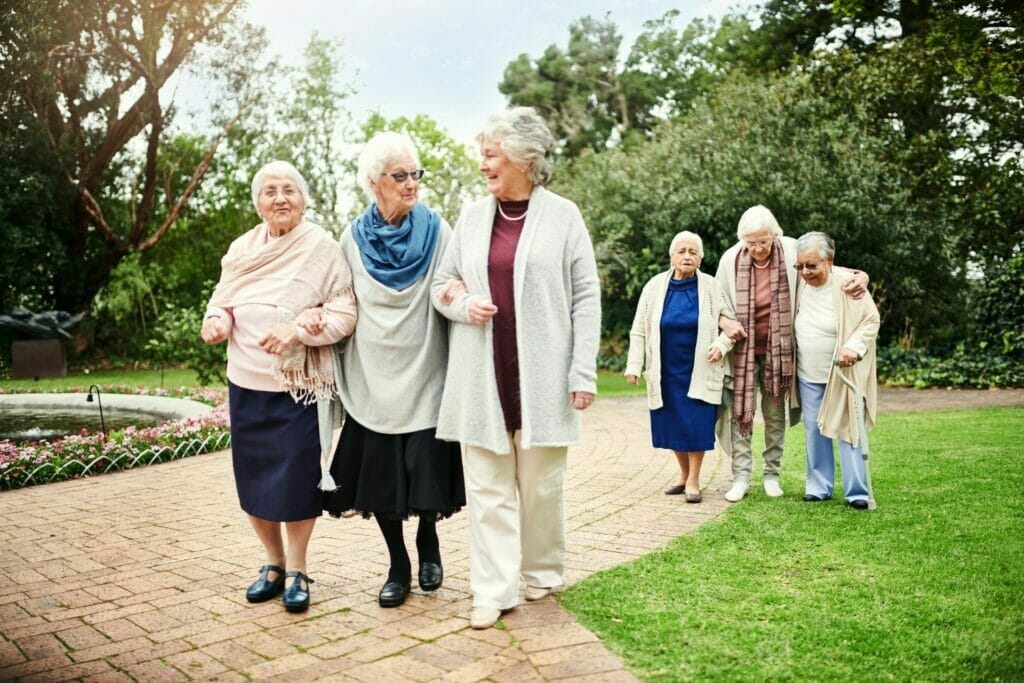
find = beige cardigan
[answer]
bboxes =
[625,270,736,410]
[795,268,880,446]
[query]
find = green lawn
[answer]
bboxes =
[560,407,1024,681]
[1,367,214,391]
[1,368,640,396]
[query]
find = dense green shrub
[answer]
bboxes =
[877,345,1023,388]
[146,300,226,386]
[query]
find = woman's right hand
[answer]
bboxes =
[626,374,640,385]
[467,297,498,325]
[294,307,325,335]
[201,316,228,344]
[719,316,746,342]
[436,278,468,305]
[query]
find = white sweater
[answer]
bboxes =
[336,220,453,434]
[431,186,601,455]
[624,270,735,410]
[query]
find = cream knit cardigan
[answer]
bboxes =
[624,270,736,410]
[431,186,601,455]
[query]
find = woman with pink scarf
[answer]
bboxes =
[202,161,356,612]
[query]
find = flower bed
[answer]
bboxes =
[0,385,230,490]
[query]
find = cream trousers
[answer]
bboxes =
[463,433,567,609]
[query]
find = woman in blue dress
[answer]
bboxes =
[625,231,736,503]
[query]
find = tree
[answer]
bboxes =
[0,0,262,313]
[354,113,484,225]
[499,15,650,157]
[554,71,960,357]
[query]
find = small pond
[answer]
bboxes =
[0,407,168,444]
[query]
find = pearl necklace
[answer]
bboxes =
[752,259,770,269]
[497,203,528,221]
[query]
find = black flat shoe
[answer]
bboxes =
[419,562,443,592]
[378,578,411,608]
[849,499,869,510]
[246,564,286,603]
[664,484,686,495]
[803,494,827,502]
[282,571,314,612]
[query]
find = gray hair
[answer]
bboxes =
[669,231,704,258]
[476,106,556,186]
[795,231,836,260]
[736,205,783,240]
[251,160,310,212]
[356,131,422,202]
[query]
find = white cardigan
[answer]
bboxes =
[431,186,601,455]
[624,270,735,410]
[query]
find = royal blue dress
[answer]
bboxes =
[650,276,716,451]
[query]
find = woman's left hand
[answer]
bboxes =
[707,347,723,363]
[294,307,325,335]
[570,391,595,411]
[842,271,870,300]
[835,347,860,367]
[258,323,301,355]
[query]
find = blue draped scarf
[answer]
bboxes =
[351,201,441,290]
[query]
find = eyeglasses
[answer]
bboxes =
[260,186,299,199]
[381,169,425,183]
[793,262,823,272]
[743,237,773,250]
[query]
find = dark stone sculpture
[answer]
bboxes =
[1,309,84,379]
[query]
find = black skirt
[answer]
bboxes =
[229,381,323,522]
[323,416,465,520]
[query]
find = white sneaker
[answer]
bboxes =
[524,585,551,601]
[763,478,784,498]
[470,607,502,629]
[724,481,749,502]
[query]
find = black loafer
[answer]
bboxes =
[378,578,411,608]
[282,571,314,612]
[246,564,286,603]
[664,484,686,495]
[803,494,827,502]
[849,499,869,510]
[419,562,443,592]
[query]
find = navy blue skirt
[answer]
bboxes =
[229,382,323,522]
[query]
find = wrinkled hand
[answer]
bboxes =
[467,297,498,325]
[294,307,325,335]
[719,316,746,342]
[571,391,595,410]
[437,278,468,305]
[835,347,860,367]
[842,271,869,300]
[201,316,228,344]
[707,347,723,363]
[626,374,640,386]
[258,323,301,355]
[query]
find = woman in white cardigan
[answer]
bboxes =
[432,107,601,630]
[625,231,735,503]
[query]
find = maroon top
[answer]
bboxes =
[488,199,528,432]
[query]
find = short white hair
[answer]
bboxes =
[736,205,783,240]
[795,231,836,260]
[251,160,310,212]
[476,107,555,186]
[356,132,421,202]
[669,231,704,258]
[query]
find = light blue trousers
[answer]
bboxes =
[798,379,870,502]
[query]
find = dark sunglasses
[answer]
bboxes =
[381,169,425,183]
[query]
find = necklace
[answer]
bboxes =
[497,203,528,221]
[752,259,770,270]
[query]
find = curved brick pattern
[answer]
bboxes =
[2,389,1020,681]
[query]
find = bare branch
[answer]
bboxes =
[79,187,128,251]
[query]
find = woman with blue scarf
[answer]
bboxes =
[319,132,465,608]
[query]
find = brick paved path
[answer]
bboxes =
[4,388,1020,681]
[0,397,733,682]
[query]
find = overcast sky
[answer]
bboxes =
[242,0,754,146]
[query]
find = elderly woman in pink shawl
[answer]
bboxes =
[201,160,356,612]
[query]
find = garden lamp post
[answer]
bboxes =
[86,384,107,439]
